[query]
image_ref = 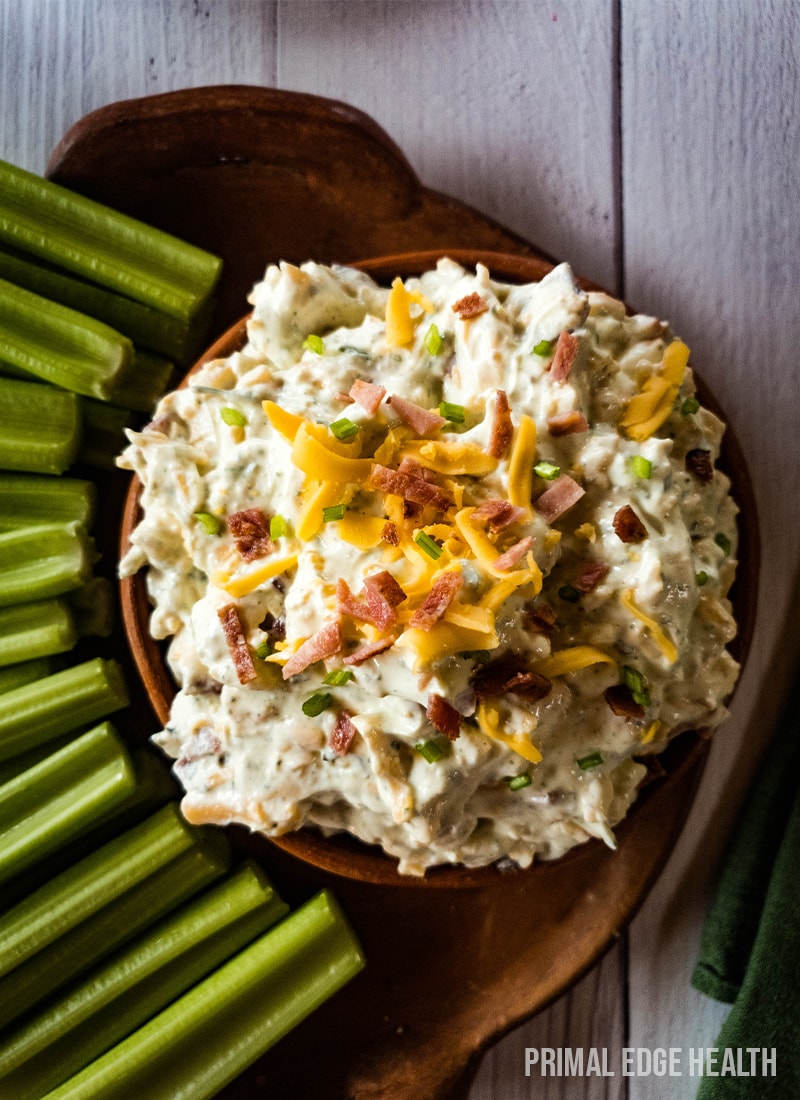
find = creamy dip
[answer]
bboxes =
[119,259,740,875]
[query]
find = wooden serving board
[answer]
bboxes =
[46,86,758,1100]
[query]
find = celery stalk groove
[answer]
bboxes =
[0,597,77,667]
[0,377,82,475]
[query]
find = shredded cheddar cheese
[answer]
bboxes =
[621,588,678,663]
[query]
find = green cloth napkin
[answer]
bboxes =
[692,680,800,1098]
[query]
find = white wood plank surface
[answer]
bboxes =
[1,1,797,1097]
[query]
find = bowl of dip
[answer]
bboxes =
[119,248,757,886]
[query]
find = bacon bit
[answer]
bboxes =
[282,620,343,679]
[574,559,609,593]
[336,579,371,623]
[217,604,257,684]
[329,710,357,755]
[493,535,534,572]
[409,571,464,629]
[604,684,645,719]
[471,655,551,703]
[349,378,386,415]
[381,521,400,546]
[368,463,453,512]
[335,391,353,403]
[686,448,714,483]
[387,394,446,436]
[534,474,585,524]
[397,456,437,482]
[523,601,557,635]
[426,694,461,740]
[362,570,408,629]
[487,390,514,459]
[227,508,272,562]
[613,504,648,543]
[343,636,396,666]
[547,410,589,436]
[452,291,489,320]
[549,330,579,382]
[472,498,527,533]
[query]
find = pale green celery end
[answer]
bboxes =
[0,159,223,321]
[66,578,115,638]
[0,722,136,885]
[0,656,129,762]
[0,597,78,667]
[42,890,365,1100]
[110,349,175,413]
[0,657,53,695]
[0,377,82,475]
[0,474,95,529]
[0,864,288,1097]
[0,276,134,401]
[0,838,231,1033]
[0,521,97,608]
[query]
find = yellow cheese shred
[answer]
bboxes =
[262,400,305,442]
[212,553,299,597]
[476,703,542,765]
[398,439,498,477]
[335,513,389,550]
[620,340,690,442]
[395,620,498,667]
[533,645,616,678]
[291,423,374,483]
[507,414,537,514]
[296,480,348,541]
[620,588,678,663]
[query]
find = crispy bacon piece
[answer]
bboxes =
[388,395,446,436]
[549,330,579,382]
[397,456,437,482]
[487,389,514,459]
[426,694,461,740]
[362,571,408,629]
[452,291,489,320]
[381,521,400,546]
[367,463,452,512]
[534,474,585,524]
[472,498,527,533]
[574,559,609,593]
[217,604,257,685]
[343,636,396,666]
[493,535,533,572]
[471,655,552,703]
[613,504,648,543]
[547,410,589,436]
[336,579,371,622]
[349,379,386,415]
[686,448,714,483]
[523,601,557,635]
[409,571,464,630]
[604,684,645,719]
[329,710,357,756]
[227,508,272,562]
[282,620,343,679]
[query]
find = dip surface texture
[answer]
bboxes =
[119,259,740,875]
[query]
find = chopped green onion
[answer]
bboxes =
[269,514,288,539]
[193,511,221,536]
[0,597,77,668]
[577,751,604,771]
[630,455,652,479]
[715,532,731,555]
[439,400,466,424]
[681,396,700,415]
[322,504,346,523]
[329,417,359,441]
[0,521,97,608]
[254,641,273,661]
[414,531,443,560]
[533,339,554,356]
[415,739,445,764]
[621,665,651,706]
[424,323,443,355]
[534,460,561,480]
[0,377,82,475]
[323,669,354,686]
[695,570,709,586]
[220,407,247,428]
[558,584,580,603]
[506,773,532,791]
[0,158,222,322]
[302,334,325,355]
[301,692,333,717]
[0,473,95,531]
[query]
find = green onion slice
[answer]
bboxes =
[415,739,445,764]
[695,570,709,586]
[255,642,273,661]
[301,692,333,717]
[715,532,731,555]
[630,455,652,479]
[533,339,554,356]
[322,504,346,523]
[558,585,580,603]
[414,531,443,560]
[534,461,561,480]
[577,751,604,771]
[424,323,443,355]
[329,418,359,441]
[506,773,532,791]
[681,396,700,415]
[439,401,465,424]
[621,665,651,706]
[193,512,221,536]
[269,514,288,540]
[302,334,325,355]
[323,669,354,686]
[220,407,247,428]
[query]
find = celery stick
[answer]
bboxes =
[0,520,96,607]
[0,243,203,362]
[110,349,175,413]
[76,399,133,470]
[0,276,134,400]
[0,473,95,531]
[66,578,114,637]
[0,597,77,667]
[0,863,288,1099]
[0,722,135,885]
[0,656,128,762]
[41,891,365,1100]
[0,159,222,322]
[0,377,82,475]
[0,657,53,695]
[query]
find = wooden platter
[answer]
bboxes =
[48,87,759,1100]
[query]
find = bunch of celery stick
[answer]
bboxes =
[0,160,364,1098]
